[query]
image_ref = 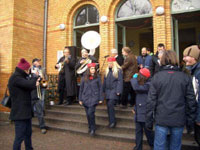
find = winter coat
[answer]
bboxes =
[146,65,197,129]
[188,62,200,123]
[57,56,76,96]
[137,55,152,69]
[79,76,104,107]
[122,54,138,82]
[149,53,161,77]
[131,78,150,122]
[116,55,124,66]
[103,69,123,100]
[8,67,38,121]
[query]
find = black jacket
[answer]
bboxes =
[149,54,160,77]
[116,55,124,66]
[8,67,37,121]
[146,65,197,128]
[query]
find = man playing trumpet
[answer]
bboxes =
[55,47,76,105]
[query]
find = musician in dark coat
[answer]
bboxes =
[55,47,76,105]
[103,57,123,128]
[79,63,104,136]
[8,58,39,150]
[75,49,97,77]
[111,48,124,66]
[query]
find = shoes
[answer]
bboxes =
[57,102,63,105]
[109,122,116,128]
[120,105,127,109]
[64,101,71,105]
[89,130,95,136]
[41,128,47,134]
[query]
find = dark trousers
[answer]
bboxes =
[13,119,33,150]
[135,122,154,150]
[121,81,135,106]
[107,99,116,124]
[84,106,96,131]
[195,124,200,149]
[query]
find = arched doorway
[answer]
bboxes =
[73,5,100,60]
[115,0,153,56]
[171,0,200,61]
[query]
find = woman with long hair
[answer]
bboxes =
[79,63,104,136]
[131,68,154,150]
[103,57,123,128]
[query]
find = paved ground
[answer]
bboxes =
[0,121,151,150]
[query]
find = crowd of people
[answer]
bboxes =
[7,43,200,150]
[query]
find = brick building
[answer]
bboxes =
[0,0,200,111]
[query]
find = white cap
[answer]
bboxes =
[111,48,118,54]
[81,49,88,54]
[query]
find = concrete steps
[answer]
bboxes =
[32,104,198,149]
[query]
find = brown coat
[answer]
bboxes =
[122,54,138,82]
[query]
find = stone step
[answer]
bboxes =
[45,109,134,124]
[48,104,133,116]
[32,118,198,150]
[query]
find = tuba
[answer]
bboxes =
[76,58,92,75]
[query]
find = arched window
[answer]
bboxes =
[75,5,99,26]
[117,0,152,18]
[172,0,200,13]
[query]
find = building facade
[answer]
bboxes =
[0,0,200,111]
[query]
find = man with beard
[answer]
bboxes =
[137,47,152,69]
[55,47,76,105]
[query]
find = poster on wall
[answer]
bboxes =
[57,50,63,62]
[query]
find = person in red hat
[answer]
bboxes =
[79,63,104,136]
[8,58,40,150]
[103,57,123,128]
[130,68,154,150]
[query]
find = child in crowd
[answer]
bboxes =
[131,68,154,150]
[103,57,123,128]
[79,63,104,136]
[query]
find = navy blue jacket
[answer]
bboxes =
[103,69,123,100]
[137,55,152,68]
[189,62,200,123]
[131,78,150,122]
[79,76,104,107]
[146,65,196,129]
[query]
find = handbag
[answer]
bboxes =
[1,87,11,108]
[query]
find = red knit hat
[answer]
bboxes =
[87,63,96,68]
[139,68,150,78]
[17,58,31,70]
[107,57,116,62]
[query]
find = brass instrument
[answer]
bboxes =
[37,84,42,100]
[76,58,92,75]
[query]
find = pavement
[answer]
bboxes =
[0,121,151,150]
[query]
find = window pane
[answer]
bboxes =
[172,0,200,12]
[88,5,99,24]
[76,8,86,26]
[76,5,99,26]
[117,0,152,18]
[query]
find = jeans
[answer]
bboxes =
[154,125,184,150]
[135,122,154,150]
[13,119,33,150]
[84,106,96,131]
[107,99,116,124]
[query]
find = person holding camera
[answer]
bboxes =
[8,58,39,150]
